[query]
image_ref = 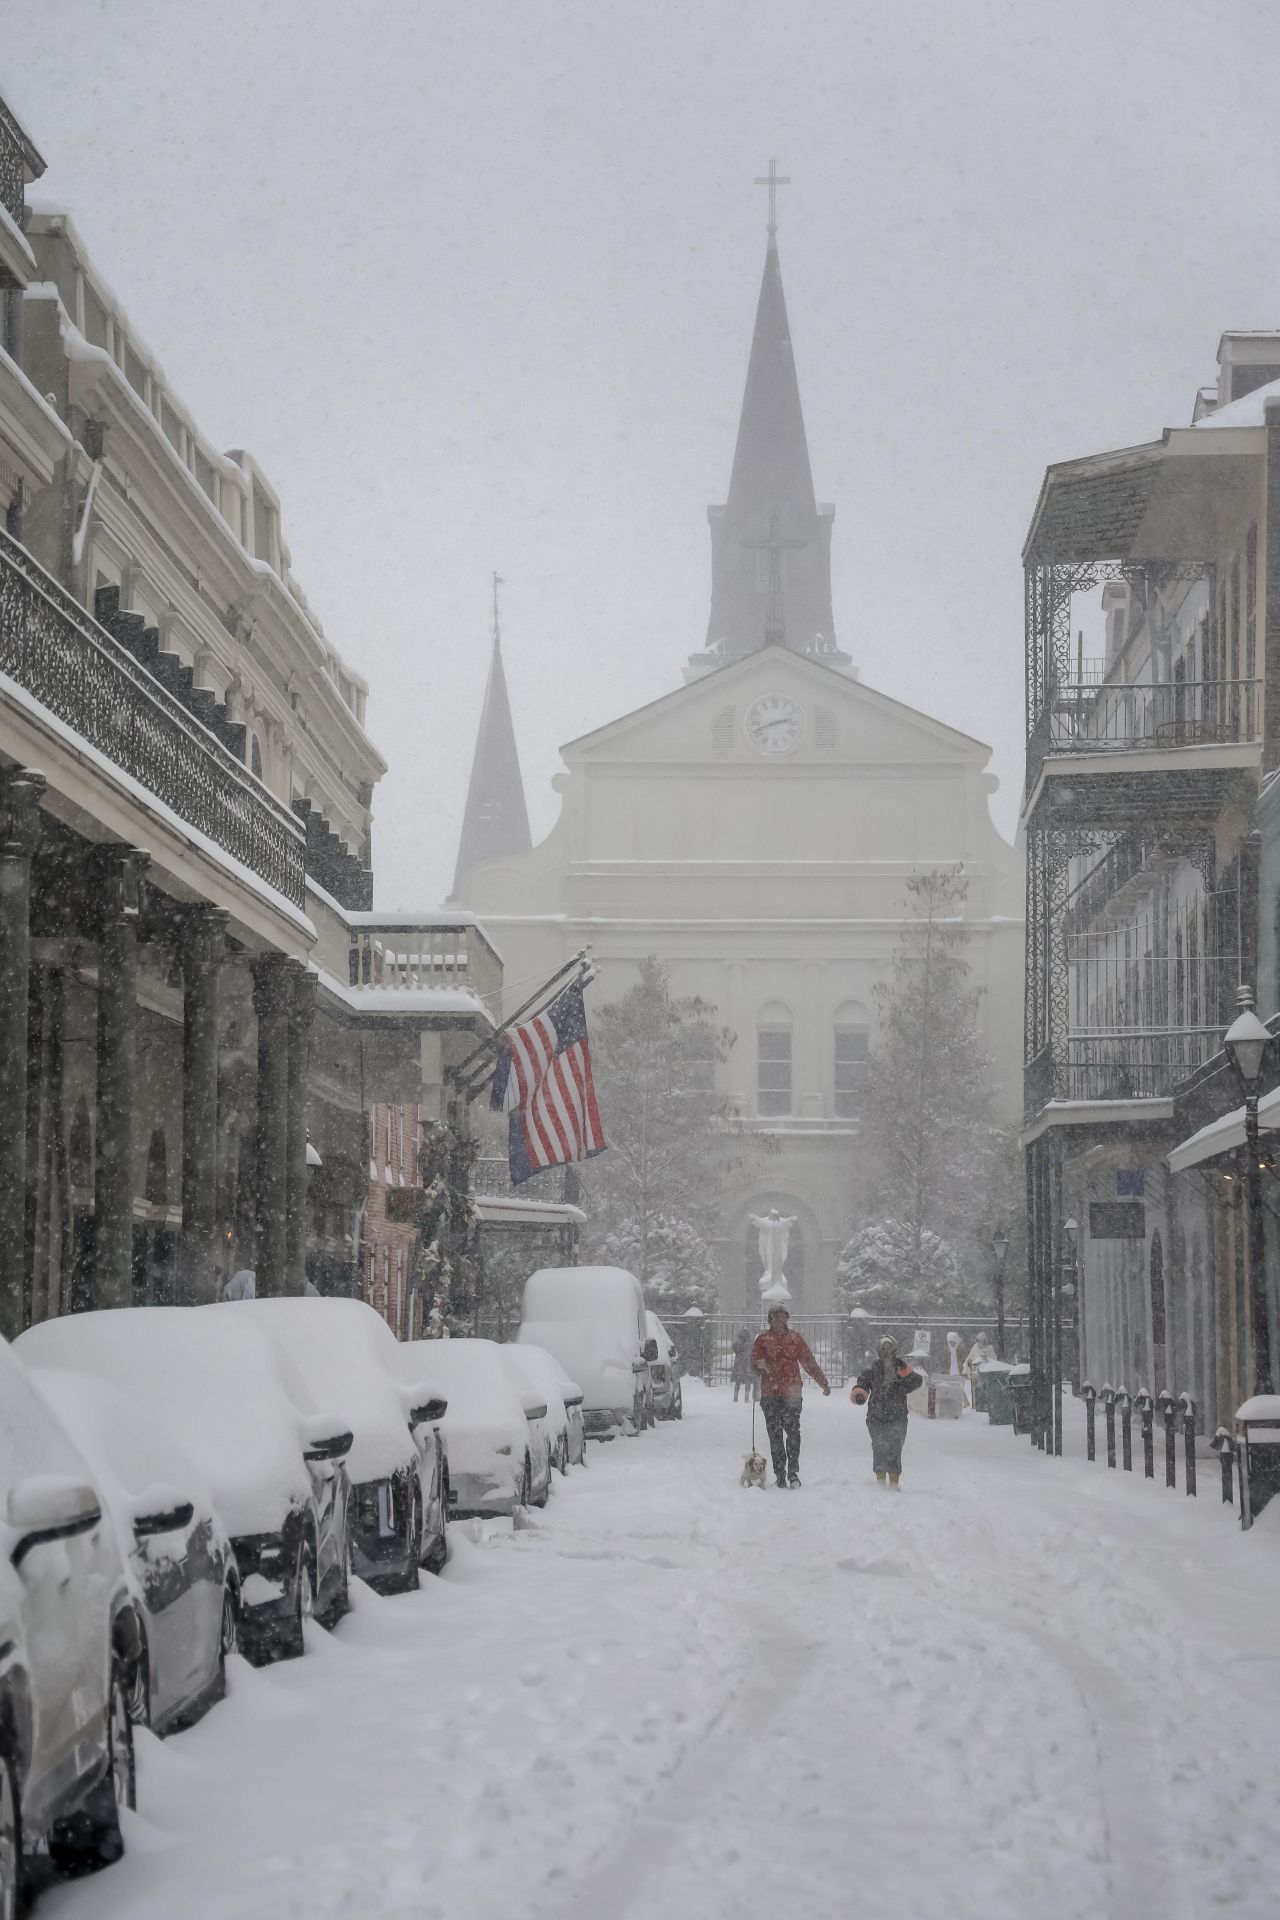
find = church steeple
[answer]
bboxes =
[449,576,532,901]
[694,167,845,673]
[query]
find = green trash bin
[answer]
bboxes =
[979,1360,1014,1426]
[1006,1362,1032,1435]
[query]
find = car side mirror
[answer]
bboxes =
[642,1339,659,1362]
[7,1475,102,1569]
[134,1497,195,1539]
[522,1398,548,1423]
[303,1429,353,1463]
[562,1392,584,1408]
[409,1396,448,1427]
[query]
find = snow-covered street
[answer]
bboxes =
[50,1385,1280,1920]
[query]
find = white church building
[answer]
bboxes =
[449,200,1024,1311]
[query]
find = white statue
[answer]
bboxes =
[749,1209,797,1295]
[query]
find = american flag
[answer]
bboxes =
[490,980,606,1185]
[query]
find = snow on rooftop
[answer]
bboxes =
[1191,375,1280,430]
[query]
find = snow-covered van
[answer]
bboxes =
[518,1266,656,1439]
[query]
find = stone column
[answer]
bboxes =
[179,906,228,1303]
[0,770,44,1338]
[285,962,317,1295]
[252,954,291,1295]
[93,845,149,1309]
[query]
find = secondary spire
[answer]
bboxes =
[449,575,532,901]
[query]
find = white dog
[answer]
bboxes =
[740,1449,769,1489]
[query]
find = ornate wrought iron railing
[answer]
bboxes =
[1061,1028,1226,1102]
[0,527,306,907]
[0,101,25,229]
[1042,677,1260,753]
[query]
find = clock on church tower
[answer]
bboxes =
[745,693,803,754]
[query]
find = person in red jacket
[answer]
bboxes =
[750,1306,830,1488]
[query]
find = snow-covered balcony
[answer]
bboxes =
[0,524,306,906]
[342,914,503,1020]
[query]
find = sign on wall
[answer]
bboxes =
[1089,1200,1145,1240]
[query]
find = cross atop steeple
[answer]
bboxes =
[754,157,790,237]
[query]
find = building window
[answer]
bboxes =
[757,1003,792,1117]
[834,1001,871,1116]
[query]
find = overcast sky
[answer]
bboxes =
[7,0,1280,905]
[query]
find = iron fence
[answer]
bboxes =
[1043,677,1259,752]
[666,1315,1031,1385]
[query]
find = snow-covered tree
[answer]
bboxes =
[600,1213,721,1314]
[582,958,751,1296]
[414,1120,479,1332]
[849,869,1000,1310]
[836,1217,987,1317]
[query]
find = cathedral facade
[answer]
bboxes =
[449,212,1024,1311]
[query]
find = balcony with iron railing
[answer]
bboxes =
[0,525,306,906]
[1039,676,1260,756]
[347,916,503,1010]
[0,100,27,229]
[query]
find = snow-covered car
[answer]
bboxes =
[645,1311,683,1421]
[518,1266,655,1439]
[18,1308,353,1666]
[32,1368,240,1737]
[234,1298,449,1592]
[398,1339,552,1516]
[1,1335,141,1915]
[503,1343,587,1470]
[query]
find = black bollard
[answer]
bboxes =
[1180,1393,1197,1497]
[1211,1427,1235,1506]
[1103,1384,1117,1469]
[1135,1389,1155,1479]
[1082,1381,1097,1462]
[1118,1389,1133,1472]
[1158,1388,1177,1488]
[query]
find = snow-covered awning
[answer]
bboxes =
[1168,1084,1280,1174]
[474,1194,586,1228]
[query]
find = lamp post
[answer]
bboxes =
[991,1229,1010,1358]
[1224,986,1274,1396]
[1060,1216,1078,1413]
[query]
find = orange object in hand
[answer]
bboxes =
[850,1386,868,1404]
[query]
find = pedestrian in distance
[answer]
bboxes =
[850,1335,923,1488]
[750,1305,830,1488]
[730,1325,756,1403]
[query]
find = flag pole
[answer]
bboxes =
[448,948,593,1097]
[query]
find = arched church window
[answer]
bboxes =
[756,1001,792,1118]
[711,707,736,752]
[145,1128,168,1207]
[814,708,837,748]
[834,1001,871,1116]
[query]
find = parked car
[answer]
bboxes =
[645,1311,683,1421]
[18,1308,353,1665]
[398,1339,552,1517]
[32,1368,240,1736]
[235,1298,449,1592]
[1,1335,141,1917]
[503,1343,587,1470]
[518,1266,656,1439]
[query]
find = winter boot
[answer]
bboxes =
[789,1474,801,1489]
[875,1471,887,1486]
[888,1473,901,1489]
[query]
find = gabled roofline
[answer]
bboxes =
[561,643,992,760]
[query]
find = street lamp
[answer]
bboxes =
[991,1228,1010,1358]
[1225,985,1274,1395]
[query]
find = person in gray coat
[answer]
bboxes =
[851,1335,923,1487]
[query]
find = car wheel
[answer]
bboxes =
[517,1458,532,1509]
[283,1549,314,1660]
[424,1474,449,1573]
[0,1744,22,1920]
[554,1436,569,1476]
[390,1491,422,1595]
[215,1581,238,1698]
[125,1640,150,1727]
[674,1388,683,1421]
[47,1659,132,1877]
